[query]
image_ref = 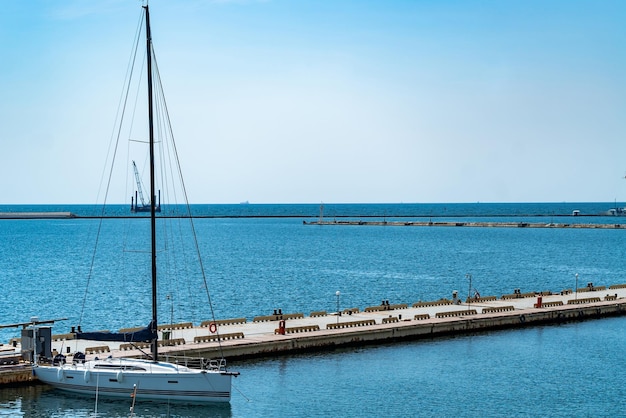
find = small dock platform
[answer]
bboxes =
[0,347,33,386]
[0,365,35,386]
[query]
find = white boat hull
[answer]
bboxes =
[33,358,233,403]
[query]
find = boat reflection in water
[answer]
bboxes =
[0,385,233,418]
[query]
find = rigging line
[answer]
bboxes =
[123,39,147,253]
[232,381,251,402]
[149,55,182,323]
[151,49,200,325]
[123,25,148,252]
[80,9,146,325]
[94,9,144,209]
[127,48,147,150]
[152,54,177,209]
[172,138,225,360]
[150,50,177,206]
[151,50,226,361]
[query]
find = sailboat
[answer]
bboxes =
[32,5,238,403]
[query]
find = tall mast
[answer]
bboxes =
[144,4,159,363]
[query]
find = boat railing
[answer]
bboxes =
[203,358,228,372]
[161,354,227,371]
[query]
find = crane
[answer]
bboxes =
[131,160,160,212]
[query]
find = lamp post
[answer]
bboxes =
[575,273,579,300]
[166,294,173,325]
[465,273,472,312]
[335,290,341,323]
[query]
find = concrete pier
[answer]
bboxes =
[27,286,626,358]
[153,286,626,361]
[2,284,626,386]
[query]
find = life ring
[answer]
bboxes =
[519,314,526,323]
[209,322,217,334]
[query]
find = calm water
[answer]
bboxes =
[0,201,622,218]
[0,203,625,417]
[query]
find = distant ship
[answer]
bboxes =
[605,207,626,216]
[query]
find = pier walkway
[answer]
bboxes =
[3,284,626,385]
[15,286,626,360]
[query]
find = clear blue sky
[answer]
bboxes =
[1,0,625,204]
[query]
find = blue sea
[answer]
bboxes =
[0,202,625,417]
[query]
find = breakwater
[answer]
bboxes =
[0,212,75,219]
[304,220,626,229]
